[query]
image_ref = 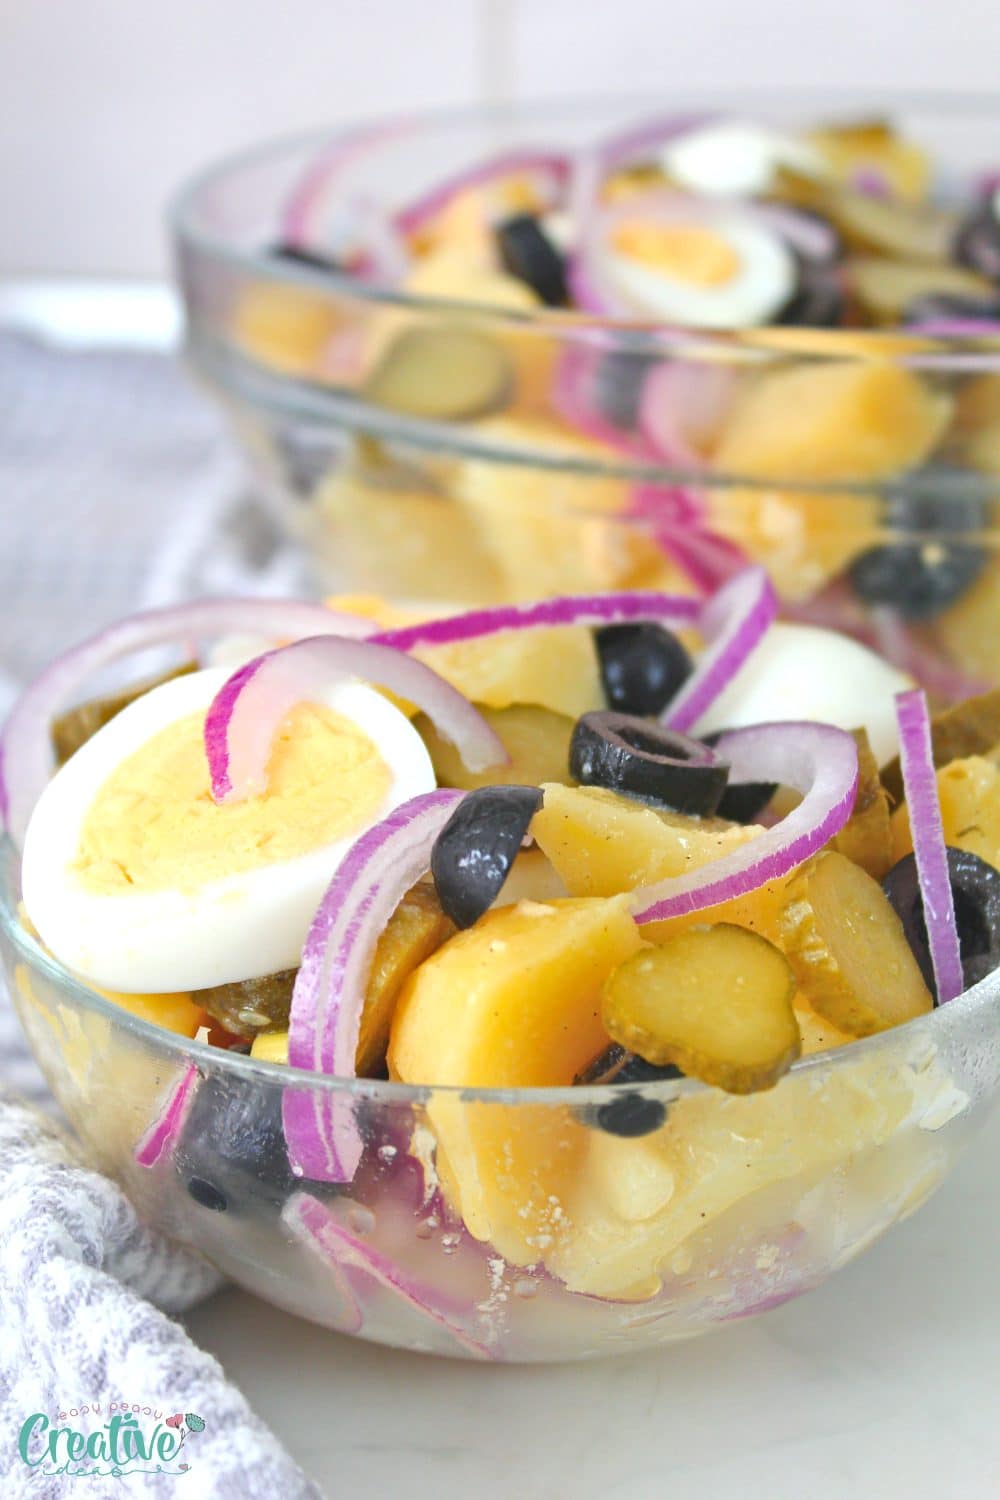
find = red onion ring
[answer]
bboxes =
[281,1193,365,1334]
[596,113,714,174]
[395,150,570,240]
[631,720,859,924]
[281,119,415,248]
[906,318,1000,339]
[134,1064,198,1168]
[283,1191,494,1357]
[638,358,737,467]
[0,598,372,850]
[660,567,778,732]
[551,343,660,459]
[205,639,506,804]
[282,790,463,1184]
[895,689,964,1003]
[370,589,701,656]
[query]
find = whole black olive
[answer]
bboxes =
[570,711,729,815]
[595,622,694,716]
[174,1075,302,1213]
[431,785,543,929]
[903,290,1000,325]
[953,205,1000,283]
[847,469,987,622]
[882,846,1000,999]
[775,270,846,328]
[592,348,658,430]
[495,214,568,306]
[270,242,344,271]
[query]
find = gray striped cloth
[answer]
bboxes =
[0,331,321,1499]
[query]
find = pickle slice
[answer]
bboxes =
[364,325,511,421]
[601,924,800,1094]
[881,689,1000,806]
[831,728,892,879]
[51,662,197,764]
[198,969,296,1038]
[850,257,994,324]
[358,883,454,1077]
[779,850,933,1036]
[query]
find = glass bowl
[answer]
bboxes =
[3,837,997,1362]
[173,94,1000,698]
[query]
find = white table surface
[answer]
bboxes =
[185,1110,1000,1500]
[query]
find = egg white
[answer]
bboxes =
[602,215,797,329]
[21,667,435,993]
[694,623,913,767]
[661,122,823,199]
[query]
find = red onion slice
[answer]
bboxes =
[0,598,373,849]
[281,118,415,248]
[282,1193,364,1334]
[372,589,701,655]
[395,150,569,240]
[283,790,463,1184]
[134,1064,198,1168]
[283,1192,494,1358]
[895,689,964,1003]
[205,640,506,804]
[595,113,716,174]
[660,567,778,733]
[631,720,859,924]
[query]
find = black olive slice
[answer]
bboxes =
[495,214,568,306]
[700,730,777,824]
[569,711,729,815]
[904,290,1000,325]
[431,785,543,929]
[953,206,1000,282]
[270,242,345,271]
[573,1044,683,1137]
[595,622,694,716]
[882,846,1000,998]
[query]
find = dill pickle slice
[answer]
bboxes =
[831,728,892,879]
[357,883,454,1077]
[51,662,197,764]
[850,257,994,324]
[881,689,1000,807]
[779,850,933,1036]
[415,703,574,790]
[198,970,297,1039]
[601,924,800,1094]
[364,325,511,421]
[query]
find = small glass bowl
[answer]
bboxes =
[173,94,1000,699]
[3,837,997,1362]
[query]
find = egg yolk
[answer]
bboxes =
[73,704,392,894]
[612,222,740,287]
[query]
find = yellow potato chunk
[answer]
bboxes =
[532,782,763,898]
[419,627,603,721]
[780,851,933,1036]
[602,926,801,1093]
[95,987,204,1039]
[250,1030,290,1064]
[388,895,642,1265]
[415,703,574,790]
[805,120,931,202]
[890,755,1000,871]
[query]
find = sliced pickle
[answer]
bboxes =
[831,728,893,878]
[779,851,933,1036]
[358,883,455,1077]
[198,969,297,1039]
[415,703,575,790]
[601,925,800,1094]
[364,325,511,421]
[849,258,995,325]
[881,688,1000,806]
[51,662,197,764]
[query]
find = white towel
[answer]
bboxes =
[0,330,322,1498]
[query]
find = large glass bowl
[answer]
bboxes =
[3,837,997,1362]
[173,94,1000,697]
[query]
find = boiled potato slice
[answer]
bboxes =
[890,755,1000,871]
[415,703,574,790]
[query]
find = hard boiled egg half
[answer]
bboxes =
[595,200,797,328]
[21,667,435,993]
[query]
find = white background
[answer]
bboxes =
[3,0,1000,275]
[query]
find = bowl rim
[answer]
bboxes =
[169,88,1000,364]
[2,833,995,1107]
